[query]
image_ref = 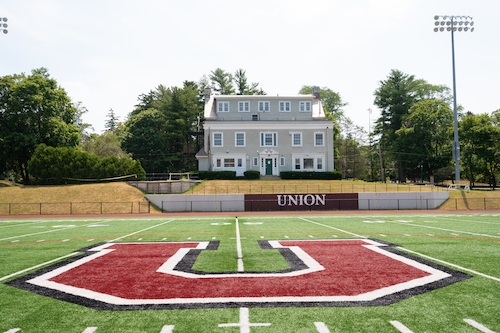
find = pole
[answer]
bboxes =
[450,17,461,185]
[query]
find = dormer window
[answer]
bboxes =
[217,101,229,112]
[299,101,311,112]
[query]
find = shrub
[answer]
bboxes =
[279,171,342,180]
[243,170,260,180]
[198,171,237,180]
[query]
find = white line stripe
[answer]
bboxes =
[388,221,500,239]
[0,252,80,282]
[107,219,174,242]
[235,217,244,272]
[314,322,331,333]
[389,321,415,333]
[82,327,98,333]
[159,325,175,333]
[300,218,366,238]
[0,226,77,241]
[464,319,497,333]
[397,247,500,282]
[3,329,21,333]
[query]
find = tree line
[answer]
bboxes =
[1,68,498,187]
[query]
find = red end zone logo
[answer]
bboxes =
[8,239,470,310]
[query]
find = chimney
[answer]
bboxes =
[312,86,320,99]
[204,86,211,103]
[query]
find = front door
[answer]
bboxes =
[265,158,273,175]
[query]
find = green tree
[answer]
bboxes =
[395,99,453,181]
[209,68,235,95]
[234,69,265,95]
[0,68,80,184]
[104,108,119,133]
[373,69,451,182]
[81,132,129,159]
[460,112,500,188]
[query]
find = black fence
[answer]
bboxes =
[0,201,151,215]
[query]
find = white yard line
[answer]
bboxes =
[235,217,244,272]
[389,321,415,333]
[300,218,367,238]
[464,319,497,333]
[387,221,500,239]
[396,247,500,283]
[107,219,174,242]
[314,322,332,333]
[0,252,80,282]
[81,328,98,333]
[0,226,78,241]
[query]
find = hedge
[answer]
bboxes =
[279,171,342,180]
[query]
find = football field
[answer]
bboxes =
[1,212,499,333]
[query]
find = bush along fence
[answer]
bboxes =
[0,201,151,215]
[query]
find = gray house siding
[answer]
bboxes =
[197,89,334,177]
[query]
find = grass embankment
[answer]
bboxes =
[0,182,157,214]
[0,180,499,214]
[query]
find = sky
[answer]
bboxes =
[1,0,499,134]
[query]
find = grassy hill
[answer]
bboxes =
[0,180,499,214]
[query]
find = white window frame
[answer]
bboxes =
[253,157,258,166]
[260,132,277,147]
[280,157,285,166]
[235,132,246,147]
[217,101,230,112]
[292,155,325,171]
[212,132,223,147]
[314,132,325,147]
[224,158,235,168]
[258,101,270,112]
[238,101,250,112]
[292,132,302,147]
[279,101,291,112]
[299,101,311,112]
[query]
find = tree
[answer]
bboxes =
[104,108,119,133]
[395,99,453,181]
[373,69,451,182]
[209,68,235,95]
[234,69,265,95]
[0,68,80,184]
[81,132,129,159]
[460,112,500,188]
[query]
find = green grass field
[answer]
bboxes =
[0,212,499,333]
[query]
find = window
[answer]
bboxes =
[217,101,229,112]
[299,101,311,112]
[260,132,277,147]
[279,101,291,112]
[295,158,301,170]
[258,101,270,112]
[237,158,243,167]
[238,101,250,112]
[213,132,223,147]
[317,158,323,170]
[253,157,258,166]
[315,132,324,146]
[224,158,235,167]
[304,158,314,170]
[280,157,285,166]
[216,159,221,167]
[292,132,302,147]
[235,132,245,147]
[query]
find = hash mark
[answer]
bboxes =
[314,322,331,333]
[464,319,496,333]
[159,325,175,333]
[82,327,97,333]
[389,320,414,333]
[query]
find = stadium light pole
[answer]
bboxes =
[434,15,474,186]
[0,17,7,34]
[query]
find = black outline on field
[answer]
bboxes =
[5,239,472,311]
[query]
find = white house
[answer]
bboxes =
[196,87,334,177]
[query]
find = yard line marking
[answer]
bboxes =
[235,217,244,272]
[300,218,366,238]
[0,252,79,282]
[464,319,497,333]
[389,321,415,333]
[159,325,175,333]
[218,307,271,333]
[0,225,77,241]
[388,221,500,239]
[82,327,98,333]
[3,329,21,333]
[314,322,331,333]
[107,219,174,242]
[397,247,500,282]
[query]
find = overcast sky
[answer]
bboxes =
[1,0,499,133]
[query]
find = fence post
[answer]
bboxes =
[40,203,42,215]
